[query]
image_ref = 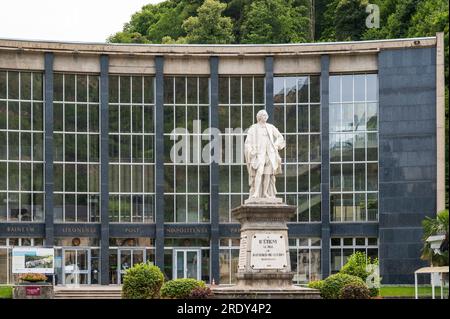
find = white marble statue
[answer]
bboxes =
[244,109,285,202]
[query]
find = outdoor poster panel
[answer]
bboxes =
[12,247,55,274]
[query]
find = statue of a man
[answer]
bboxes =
[244,109,285,200]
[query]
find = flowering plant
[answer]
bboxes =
[19,273,48,282]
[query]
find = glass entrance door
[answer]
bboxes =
[173,249,201,280]
[118,249,145,284]
[63,249,90,285]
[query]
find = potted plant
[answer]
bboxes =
[18,273,48,285]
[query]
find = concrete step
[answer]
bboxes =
[54,286,122,299]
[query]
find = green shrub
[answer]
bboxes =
[339,282,371,299]
[122,263,164,299]
[321,273,366,299]
[187,286,213,299]
[160,278,206,299]
[308,280,324,291]
[339,251,380,297]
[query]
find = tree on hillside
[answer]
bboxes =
[240,0,311,44]
[180,0,235,44]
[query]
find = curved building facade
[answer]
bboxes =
[0,34,445,285]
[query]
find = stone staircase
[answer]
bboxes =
[54,285,122,299]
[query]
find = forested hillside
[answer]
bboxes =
[109,0,448,207]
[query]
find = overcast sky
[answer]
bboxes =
[0,0,163,42]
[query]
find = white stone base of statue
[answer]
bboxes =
[212,201,320,299]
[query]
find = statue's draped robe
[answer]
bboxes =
[244,123,286,198]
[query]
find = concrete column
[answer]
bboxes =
[209,56,220,284]
[154,56,165,269]
[320,55,330,279]
[44,52,54,247]
[265,56,274,122]
[99,55,110,285]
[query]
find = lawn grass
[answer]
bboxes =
[380,285,449,298]
[0,286,13,299]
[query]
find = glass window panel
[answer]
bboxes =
[341,134,353,162]
[65,194,76,222]
[367,103,378,131]
[121,165,131,193]
[88,104,99,132]
[21,132,32,160]
[19,72,31,100]
[310,195,321,221]
[33,163,44,192]
[342,103,353,131]
[20,162,32,191]
[367,163,378,191]
[0,162,6,190]
[33,73,43,101]
[77,164,88,192]
[64,74,75,102]
[342,163,353,192]
[0,71,6,99]
[120,76,131,103]
[143,76,154,104]
[9,73,20,99]
[89,194,100,222]
[341,75,353,102]
[0,132,5,160]
[297,194,309,222]
[0,101,6,129]
[175,77,186,104]
[76,75,87,102]
[285,105,296,133]
[186,77,197,104]
[164,195,174,222]
[254,77,264,104]
[54,103,63,131]
[218,106,228,131]
[355,193,366,221]
[310,105,320,132]
[297,105,308,132]
[109,104,119,133]
[229,77,240,104]
[108,195,120,222]
[242,105,253,131]
[367,193,378,220]
[367,133,378,161]
[77,194,88,222]
[242,77,253,104]
[143,105,154,133]
[120,195,131,222]
[330,194,342,221]
[354,103,365,131]
[120,135,130,162]
[132,135,143,162]
[77,134,87,162]
[310,134,321,162]
[65,103,75,132]
[285,77,297,103]
[198,77,209,104]
[342,194,354,221]
[109,164,120,193]
[120,105,131,133]
[285,164,297,192]
[330,164,341,192]
[132,165,143,193]
[329,76,340,103]
[88,76,99,102]
[21,102,31,130]
[54,73,64,101]
[187,195,198,222]
[8,101,19,130]
[310,75,320,103]
[53,194,63,222]
[187,165,198,193]
[298,164,309,192]
[329,133,340,162]
[285,135,297,162]
[297,77,308,103]
[109,135,119,162]
[76,104,88,132]
[354,74,365,101]
[144,165,154,193]
[9,132,19,160]
[109,75,119,103]
[329,104,341,133]
[65,134,76,162]
[219,78,229,105]
[310,164,321,192]
[354,133,365,161]
[175,165,186,193]
[89,164,99,193]
[54,164,64,192]
[229,106,240,129]
[33,133,44,161]
[89,134,99,162]
[230,165,241,193]
[355,163,366,191]
[33,102,43,131]
[164,165,174,193]
[366,74,378,101]
[65,164,75,192]
[176,194,186,222]
[132,76,143,104]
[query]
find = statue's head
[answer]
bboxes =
[256,109,268,123]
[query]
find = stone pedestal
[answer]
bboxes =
[13,284,54,299]
[212,201,320,299]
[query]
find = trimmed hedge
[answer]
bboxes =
[308,280,324,291]
[321,273,365,299]
[160,278,206,299]
[122,263,164,299]
[339,282,371,299]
